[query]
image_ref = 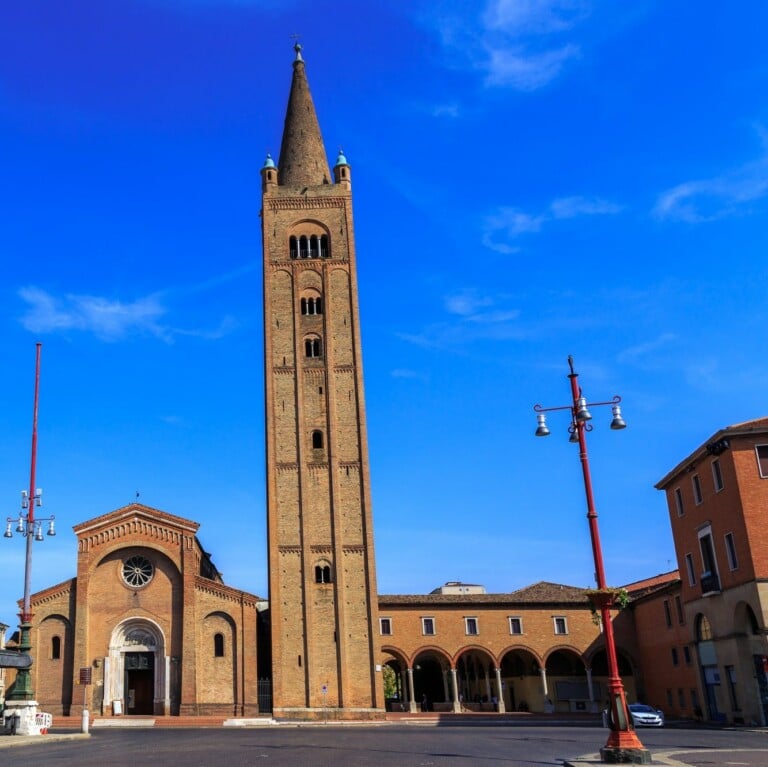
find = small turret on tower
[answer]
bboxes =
[333,149,351,188]
[260,152,277,192]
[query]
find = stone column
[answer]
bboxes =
[494,667,506,713]
[539,667,549,697]
[406,667,416,713]
[451,668,461,713]
[586,667,598,712]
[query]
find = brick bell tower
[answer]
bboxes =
[260,44,383,719]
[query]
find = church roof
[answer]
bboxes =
[72,502,199,535]
[277,44,331,187]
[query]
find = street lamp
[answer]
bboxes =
[3,343,54,735]
[533,356,649,764]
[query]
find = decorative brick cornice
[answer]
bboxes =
[342,545,365,554]
[278,546,302,554]
[310,545,332,554]
[276,463,299,473]
[194,575,261,606]
[267,198,346,211]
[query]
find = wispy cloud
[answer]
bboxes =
[617,333,677,364]
[482,195,621,253]
[428,0,591,90]
[18,287,171,342]
[16,266,251,342]
[653,154,768,222]
[653,127,768,223]
[397,290,524,350]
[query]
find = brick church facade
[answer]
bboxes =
[6,49,768,727]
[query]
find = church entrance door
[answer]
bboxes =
[125,652,155,714]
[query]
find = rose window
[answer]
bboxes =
[122,555,154,587]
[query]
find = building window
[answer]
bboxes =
[683,646,692,665]
[422,617,435,636]
[663,599,672,628]
[675,595,685,624]
[692,474,703,505]
[678,688,686,708]
[312,430,324,449]
[725,532,739,571]
[122,555,154,588]
[711,459,723,492]
[756,445,768,478]
[305,337,322,358]
[698,526,720,593]
[380,618,392,636]
[685,553,696,586]
[673,487,684,517]
[696,614,712,641]
[315,564,332,584]
[51,635,61,660]
[666,688,673,707]
[553,616,568,635]
[509,617,523,635]
[465,617,479,636]
[290,234,330,260]
[671,647,679,666]
[214,633,224,657]
[301,296,323,315]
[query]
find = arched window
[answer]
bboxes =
[315,564,332,584]
[312,430,324,449]
[289,236,298,259]
[299,235,309,259]
[51,635,61,660]
[320,235,329,258]
[214,633,225,657]
[301,297,323,316]
[305,338,322,358]
[696,614,712,641]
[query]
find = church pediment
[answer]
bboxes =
[73,503,199,550]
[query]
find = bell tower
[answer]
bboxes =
[260,45,383,719]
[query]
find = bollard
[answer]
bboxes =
[81,709,89,734]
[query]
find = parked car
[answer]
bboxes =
[628,702,665,727]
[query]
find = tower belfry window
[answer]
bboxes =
[301,297,323,315]
[305,337,322,358]
[312,430,324,449]
[315,564,332,584]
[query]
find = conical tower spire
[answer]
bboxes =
[277,44,331,187]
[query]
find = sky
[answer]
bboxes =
[2,1,768,629]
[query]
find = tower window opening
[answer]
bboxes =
[305,338,322,358]
[51,635,61,660]
[299,235,309,259]
[315,564,332,584]
[289,236,298,259]
[214,633,224,657]
[301,296,323,315]
[320,235,329,258]
[312,430,324,449]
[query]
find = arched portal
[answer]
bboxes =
[499,648,542,712]
[105,618,168,716]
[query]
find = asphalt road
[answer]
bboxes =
[1,724,766,767]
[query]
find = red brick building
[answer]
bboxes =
[655,417,768,725]
[17,503,261,717]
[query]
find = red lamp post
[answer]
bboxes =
[534,356,649,764]
[3,343,56,720]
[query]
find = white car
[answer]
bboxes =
[628,702,665,727]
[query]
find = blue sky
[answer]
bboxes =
[2,1,767,628]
